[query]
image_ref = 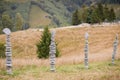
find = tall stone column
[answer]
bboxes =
[112,34,119,65]
[49,31,56,72]
[84,32,89,69]
[3,28,12,74]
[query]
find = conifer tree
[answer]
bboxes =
[109,8,116,21]
[0,0,8,18]
[71,3,116,24]
[36,26,60,58]
[103,4,110,22]
[72,9,79,25]
[96,3,105,22]
[15,13,24,30]
[37,27,51,58]
[81,5,88,23]
[2,13,13,30]
[0,42,5,58]
[86,8,93,23]
[0,21,3,33]
[91,9,99,23]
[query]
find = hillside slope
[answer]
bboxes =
[0,23,120,64]
[3,0,120,28]
[0,24,120,80]
[29,5,52,28]
[0,23,120,80]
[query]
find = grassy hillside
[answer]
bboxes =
[29,5,52,28]
[0,24,120,80]
[30,0,71,27]
[0,23,120,80]
[2,0,120,28]
[0,60,120,80]
[0,23,119,59]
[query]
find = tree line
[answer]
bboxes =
[0,13,24,34]
[72,3,116,25]
[0,0,29,34]
[101,0,120,4]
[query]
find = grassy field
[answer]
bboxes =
[0,60,120,80]
[0,24,120,80]
[29,0,71,27]
[29,5,52,28]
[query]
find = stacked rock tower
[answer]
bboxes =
[3,28,12,74]
[112,34,119,65]
[49,31,56,72]
[84,32,89,69]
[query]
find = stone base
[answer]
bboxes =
[7,69,12,75]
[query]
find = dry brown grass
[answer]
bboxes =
[0,29,42,58]
[55,24,120,64]
[0,24,120,80]
[0,24,120,65]
[7,70,120,80]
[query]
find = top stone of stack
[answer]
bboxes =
[3,28,11,35]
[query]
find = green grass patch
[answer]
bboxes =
[0,60,120,80]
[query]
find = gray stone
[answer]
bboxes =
[49,30,56,72]
[112,34,119,65]
[3,28,12,74]
[84,32,89,69]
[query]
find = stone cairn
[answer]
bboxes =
[3,28,12,74]
[112,34,119,65]
[84,32,89,69]
[49,31,56,72]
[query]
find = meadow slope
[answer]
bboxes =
[0,23,120,80]
[0,23,120,64]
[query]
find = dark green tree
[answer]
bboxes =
[2,13,13,30]
[72,9,80,25]
[0,42,5,58]
[37,27,51,58]
[72,3,117,24]
[101,0,120,4]
[36,26,60,59]
[96,3,105,22]
[109,8,116,22]
[0,0,8,33]
[86,8,93,23]
[103,4,110,22]
[80,5,88,23]
[55,43,60,57]
[0,20,3,34]
[91,8,100,23]
[15,13,24,30]
[0,0,7,18]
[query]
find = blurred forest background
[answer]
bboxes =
[0,0,120,33]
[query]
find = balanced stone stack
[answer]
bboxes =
[3,28,12,74]
[49,31,56,72]
[84,32,89,69]
[112,34,119,65]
